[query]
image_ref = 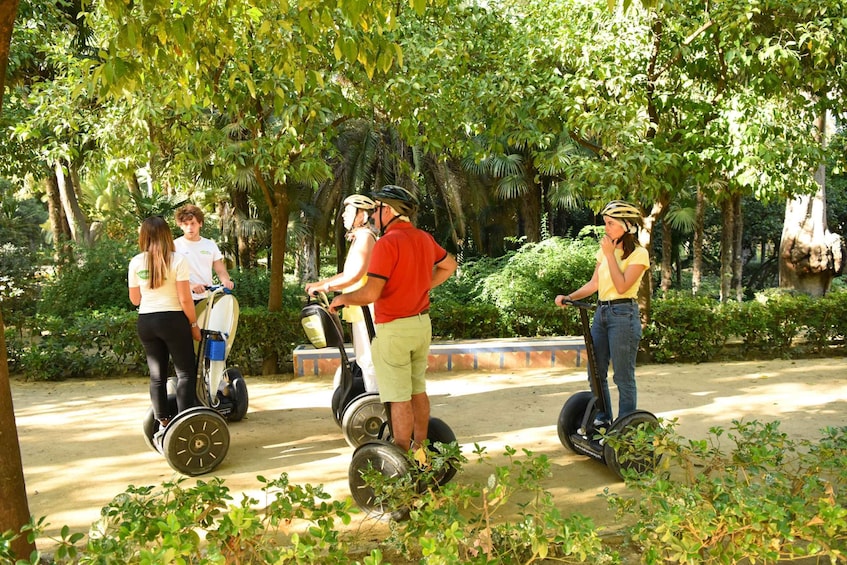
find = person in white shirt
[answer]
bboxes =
[306,194,379,392]
[174,204,234,304]
[128,216,201,430]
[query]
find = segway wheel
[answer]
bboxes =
[603,410,662,480]
[348,442,411,521]
[342,394,388,448]
[141,395,178,452]
[424,417,459,487]
[556,391,594,452]
[163,407,230,476]
[225,368,249,422]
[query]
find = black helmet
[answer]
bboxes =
[371,185,419,217]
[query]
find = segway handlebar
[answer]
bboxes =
[561,298,596,311]
[205,284,234,295]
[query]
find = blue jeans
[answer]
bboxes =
[590,302,641,421]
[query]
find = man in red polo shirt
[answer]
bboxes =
[330,185,457,452]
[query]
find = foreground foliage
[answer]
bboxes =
[3,424,846,564]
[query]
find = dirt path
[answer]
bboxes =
[11,358,847,553]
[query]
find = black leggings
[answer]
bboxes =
[137,311,198,421]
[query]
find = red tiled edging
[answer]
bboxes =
[293,337,586,377]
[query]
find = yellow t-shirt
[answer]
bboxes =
[596,246,649,300]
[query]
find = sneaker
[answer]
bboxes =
[592,417,611,429]
[153,419,170,452]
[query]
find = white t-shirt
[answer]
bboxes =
[174,236,224,300]
[128,252,190,314]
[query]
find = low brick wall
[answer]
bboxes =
[293,337,587,377]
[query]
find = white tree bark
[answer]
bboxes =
[778,165,844,297]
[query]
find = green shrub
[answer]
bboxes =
[608,420,847,564]
[644,293,728,363]
[39,239,136,319]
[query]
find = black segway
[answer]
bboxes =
[556,299,661,480]
[300,291,387,447]
[141,286,248,475]
[348,408,459,520]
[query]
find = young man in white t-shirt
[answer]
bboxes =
[174,204,234,303]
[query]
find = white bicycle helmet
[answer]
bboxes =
[343,194,377,211]
[601,200,642,233]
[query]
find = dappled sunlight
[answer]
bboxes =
[11,358,847,551]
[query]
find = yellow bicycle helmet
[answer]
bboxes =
[601,200,642,233]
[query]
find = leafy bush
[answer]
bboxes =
[643,293,728,362]
[0,242,41,328]
[608,420,847,564]
[39,239,136,319]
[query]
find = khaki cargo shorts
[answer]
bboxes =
[372,312,432,403]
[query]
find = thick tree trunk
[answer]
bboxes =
[45,172,72,265]
[719,198,735,302]
[1,4,39,557]
[55,159,91,245]
[778,166,844,297]
[263,181,290,375]
[660,216,672,294]
[692,188,705,294]
[732,194,744,302]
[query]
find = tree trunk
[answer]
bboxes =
[719,197,735,302]
[0,2,34,558]
[732,193,744,302]
[778,165,844,297]
[660,216,672,294]
[259,172,290,375]
[55,158,91,246]
[45,172,72,265]
[692,188,706,294]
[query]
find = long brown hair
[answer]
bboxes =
[620,232,638,260]
[138,216,175,289]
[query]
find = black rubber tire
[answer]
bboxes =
[424,417,459,487]
[342,394,388,448]
[556,391,593,452]
[226,368,249,422]
[348,442,411,521]
[163,407,230,476]
[603,410,662,480]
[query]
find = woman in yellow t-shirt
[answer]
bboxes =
[555,201,649,425]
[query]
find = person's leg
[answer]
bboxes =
[608,303,641,417]
[163,312,198,413]
[137,314,172,423]
[351,318,378,392]
[371,319,414,449]
[409,314,432,448]
[389,400,414,451]
[590,307,613,422]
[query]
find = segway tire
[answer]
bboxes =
[556,391,594,452]
[348,442,411,521]
[163,407,230,476]
[424,417,459,487]
[603,410,662,480]
[225,368,249,422]
[341,394,388,448]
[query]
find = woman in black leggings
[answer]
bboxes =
[128,216,201,430]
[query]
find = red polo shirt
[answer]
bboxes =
[367,222,448,324]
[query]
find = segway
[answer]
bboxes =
[141,286,248,475]
[556,299,661,480]
[300,291,387,448]
[348,408,459,520]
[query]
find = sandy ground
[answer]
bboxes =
[10,357,847,554]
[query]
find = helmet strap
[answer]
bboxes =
[378,212,400,236]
